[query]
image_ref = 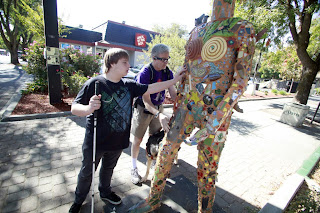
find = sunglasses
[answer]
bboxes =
[154,56,171,63]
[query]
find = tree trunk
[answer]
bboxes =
[294,65,318,105]
[10,50,19,64]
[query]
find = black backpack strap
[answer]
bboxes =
[148,63,155,82]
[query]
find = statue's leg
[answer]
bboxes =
[197,114,232,213]
[128,107,193,212]
[148,107,194,208]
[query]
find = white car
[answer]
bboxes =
[123,70,138,80]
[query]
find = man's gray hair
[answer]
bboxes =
[151,44,170,57]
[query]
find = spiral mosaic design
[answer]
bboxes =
[186,38,203,60]
[201,37,227,62]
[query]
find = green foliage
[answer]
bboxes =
[67,72,90,96]
[279,90,287,96]
[259,67,280,79]
[307,17,320,60]
[152,23,188,38]
[314,88,320,96]
[0,37,6,49]
[259,45,302,81]
[60,48,102,78]
[0,0,43,64]
[264,90,269,96]
[23,40,102,95]
[24,41,47,83]
[285,182,320,213]
[139,23,187,73]
[235,1,285,50]
[235,0,320,104]
[271,89,278,95]
[21,79,48,95]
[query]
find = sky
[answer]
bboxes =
[56,0,212,33]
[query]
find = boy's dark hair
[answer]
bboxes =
[104,48,129,72]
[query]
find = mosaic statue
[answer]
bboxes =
[129,0,256,212]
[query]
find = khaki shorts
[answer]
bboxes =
[131,104,164,139]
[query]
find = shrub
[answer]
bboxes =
[21,79,48,95]
[279,90,287,96]
[67,72,89,96]
[24,41,102,95]
[264,90,269,96]
[314,88,320,95]
[60,48,102,77]
[271,89,278,95]
[24,41,47,91]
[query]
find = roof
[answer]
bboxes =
[104,20,159,50]
[61,26,102,43]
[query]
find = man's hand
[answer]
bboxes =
[173,67,187,83]
[89,94,101,113]
[159,113,170,133]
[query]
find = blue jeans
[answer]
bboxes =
[74,144,122,204]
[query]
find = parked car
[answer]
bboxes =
[130,64,144,74]
[123,70,138,80]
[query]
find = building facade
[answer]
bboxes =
[59,20,159,67]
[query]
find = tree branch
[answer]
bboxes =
[286,0,299,45]
[298,1,313,50]
[316,53,320,66]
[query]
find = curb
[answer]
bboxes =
[0,96,298,122]
[1,111,73,122]
[259,146,320,213]
[0,70,33,122]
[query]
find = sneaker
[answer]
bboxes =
[131,168,141,184]
[101,191,122,205]
[69,202,82,213]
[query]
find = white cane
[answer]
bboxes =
[91,81,99,213]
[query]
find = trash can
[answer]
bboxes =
[280,103,310,127]
[255,83,260,90]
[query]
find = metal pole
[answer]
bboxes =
[311,102,320,124]
[91,81,99,213]
[42,0,62,104]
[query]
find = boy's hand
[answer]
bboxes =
[173,67,187,82]
[89,94,101,113]
[159,113,170,133]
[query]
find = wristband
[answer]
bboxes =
[154,111,160,118]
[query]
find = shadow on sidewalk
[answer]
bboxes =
[230,117,259,136]
[0,117,86,212]
[118,144,260,213]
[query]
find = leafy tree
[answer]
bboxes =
[0,37,6,49]
[0,0,42,64]
[236,0,320,104]
[259,44,302,81]
[152,23,188,38]
[307,17,320,61]
[140,23,188,73]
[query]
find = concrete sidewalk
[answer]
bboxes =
[0,98,319,213]
[1,59,320,212]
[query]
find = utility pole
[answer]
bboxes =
[43,0,62,104]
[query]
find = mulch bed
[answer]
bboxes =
[12,93,73,115]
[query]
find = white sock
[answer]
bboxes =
[132,158,137,169]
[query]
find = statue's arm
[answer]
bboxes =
[206,23,256,135]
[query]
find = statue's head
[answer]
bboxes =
[211,0,235,21]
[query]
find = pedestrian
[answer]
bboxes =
[68,48,185,213]
[130,44,177,184]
